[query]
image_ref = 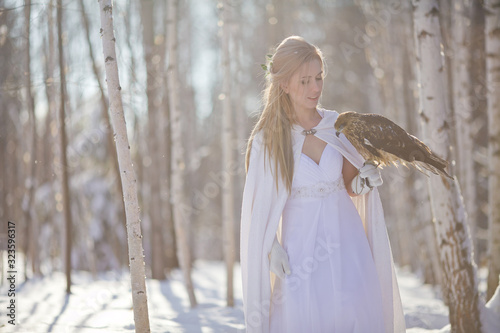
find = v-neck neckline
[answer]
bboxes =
[301,144,328,167]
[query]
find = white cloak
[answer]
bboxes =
[240,109,406,333]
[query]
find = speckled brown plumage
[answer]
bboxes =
[335,111,453,179]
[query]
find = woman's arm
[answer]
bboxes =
[342,157,360,197]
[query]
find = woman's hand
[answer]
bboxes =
[359,162,383,187]
[344,159,383,196]
[269,237,291,279]
[351,162,383,195]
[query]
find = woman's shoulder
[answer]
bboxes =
[319,108,340,122]
[320,108,339,117]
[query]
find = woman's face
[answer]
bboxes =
[283,59,324,114]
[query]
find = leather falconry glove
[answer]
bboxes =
[269,236,291,279]
[351,162,383,195]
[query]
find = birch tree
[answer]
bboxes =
[399,3,443,286]
[78,0,127,269]
[41,0,61,273]
[23,0,40,278]
[485,0,500,301]
[413,0,482,331]
[140,0,166,280]
[159,1,177,272]
[400,9,441,282]
[98,0,151,330]
[42,0,55,185]
[219,0,236,307]
[56,0,73,294]
[167,0,197,307]
[123,0,146,269]
[450,0,478,252]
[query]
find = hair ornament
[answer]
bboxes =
[261,54,273,79]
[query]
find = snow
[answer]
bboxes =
[482,281,500,333]
[396,268,449,333]
[0,261,497,332]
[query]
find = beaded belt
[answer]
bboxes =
[290,177,345,200]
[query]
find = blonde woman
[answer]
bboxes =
[240,36,405,333]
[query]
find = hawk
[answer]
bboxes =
[334,111,453,179]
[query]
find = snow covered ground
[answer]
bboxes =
[0,261,483,332]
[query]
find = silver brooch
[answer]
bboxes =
[302,129,317,136]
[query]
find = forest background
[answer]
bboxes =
[1,0,499,332]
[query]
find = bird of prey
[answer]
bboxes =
[335,111,453,179]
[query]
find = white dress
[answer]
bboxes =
[269,143,386,333]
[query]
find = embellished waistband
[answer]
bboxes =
[289,177,345,200]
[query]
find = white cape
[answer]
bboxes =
[240,109,406,333]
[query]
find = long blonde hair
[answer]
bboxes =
[245,36,326,193]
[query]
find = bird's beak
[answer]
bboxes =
[335,131,340,138]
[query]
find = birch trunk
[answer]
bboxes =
[485,0,500,301]
[78,0,127,269]
[400,7,443,285]
[23,0,40,278]
[413,0,482,331]
[43,0,60,272]
[451,0,478,257]
[167,0,197,307]
[140,0,165,280]
[219,0,236,307]
[401,12,441,282]
[123,0,143,269]
[42,0,55,185]
[98,1,151,330]
[438,0,460,180]
[160,1,177,272]
[56,0,73,294]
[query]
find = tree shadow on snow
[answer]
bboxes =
[160,280,203,333]
[47,293,70,332]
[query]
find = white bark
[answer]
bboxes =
[451,0,478,254]
[414,177,442,285]
[485,0,500,301]
[98,1,150,331]
[78,0,127,267]
[167,0,197,307]
[413,0,482,331]
[220,0,236,307]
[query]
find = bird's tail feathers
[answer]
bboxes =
[414,160,453,179]
[426,154,453,179]
[408,142,453,179]
[427,153,448,169]
[412,161,431,178]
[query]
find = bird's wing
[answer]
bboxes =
[359,114,416,162]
